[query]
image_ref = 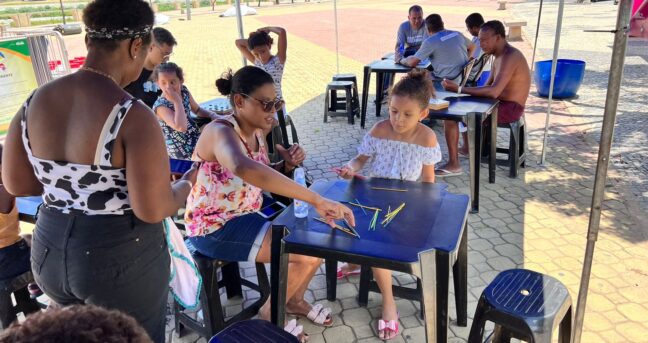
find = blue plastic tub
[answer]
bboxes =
[534,59,586,99]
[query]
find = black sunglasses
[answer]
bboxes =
[241,93,285,113]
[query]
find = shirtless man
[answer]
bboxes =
[437,20,530,176]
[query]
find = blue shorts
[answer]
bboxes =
[0,238,31,281]
[187,213,269,262]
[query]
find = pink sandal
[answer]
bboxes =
[336,265,361,279]
[378,314,400,340]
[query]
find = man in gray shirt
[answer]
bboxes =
[394,5,428,62]
[401,14,475,90]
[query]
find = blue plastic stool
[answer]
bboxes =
[208,319,299,343]
[468,269,573,343]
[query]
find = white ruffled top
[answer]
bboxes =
[358,134,442,181]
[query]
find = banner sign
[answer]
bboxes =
[0,38,38,135]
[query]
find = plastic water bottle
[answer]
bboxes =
[293,168,309,218]
[398,43,405,57]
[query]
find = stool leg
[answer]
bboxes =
[14,287,40,316]
[346,88,354,125]
[325,259,337,301]
[0,291,17,329]
[352,80,360,117]
[559,306,573,343]
[222,262,243,299]
[324,89,330,123]
[492,325,513,343]
[520,122,527,168]
[357,265,371,306]
[330,88,338,111]
[255,263,271,305]
[467,299,488,343]
[509,123,520,178]
[204,261,226,335]
[453,227,468,327]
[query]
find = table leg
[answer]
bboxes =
[361,66,371,129]
[358,265,371,306]
[270,226,286,326]
[489,106,498,184]
[453,226,468,327]
[436,252,450,343]
[466,113,482,213]
[276,241,289,327]
[375,72,384,117]
[419,252,438,343]
[325,259,337,301]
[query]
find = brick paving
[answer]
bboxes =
[7,0,647,342]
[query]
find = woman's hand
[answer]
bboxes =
[312,196,355,227]
[276,144,305,169]
[441,79,459,92]
[180,162,199,185]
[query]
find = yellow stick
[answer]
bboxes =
[314,218,359,237]
[381,203,405,224]
[347,202,382,211]
[370,186,408,192]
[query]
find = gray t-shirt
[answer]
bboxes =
[396,21,428,51]
[414,30,471,80]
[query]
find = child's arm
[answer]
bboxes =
[235,38,256,63]
[421,165,436,183]
[155,88,188,132]
[189,92,218,120]
[261,26,287,64]
[336,154,370,179]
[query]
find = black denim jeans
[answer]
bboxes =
[31,206,170,343]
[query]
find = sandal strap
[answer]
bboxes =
[307,303,332,324]
[378,319,398,332]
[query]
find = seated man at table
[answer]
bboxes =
[394,5,428,63]
[438,20,530,177]
[124,27,177,108]
[400,14,475,91]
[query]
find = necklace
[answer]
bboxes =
[81,66,118,84]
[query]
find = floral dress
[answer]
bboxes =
[152,85,201,160]
[184,116,270,237]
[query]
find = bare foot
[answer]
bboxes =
[458,146,469,157]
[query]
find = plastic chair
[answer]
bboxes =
[174,251,270,339]
[0,271,42,329]
[468,269,573,343]
[209,319,299,343]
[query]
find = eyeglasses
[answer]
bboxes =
[155,45,174,60]
[241,93,285,113]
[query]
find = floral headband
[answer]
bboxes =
[86,25,152,40]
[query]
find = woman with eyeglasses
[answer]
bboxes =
[153,62,217,160]
[184,66,354,340]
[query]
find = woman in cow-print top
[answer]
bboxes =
[0,1,195,342]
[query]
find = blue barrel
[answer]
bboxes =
[534,59,586,99]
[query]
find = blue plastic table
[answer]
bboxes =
[270,178,470,343]
[360,58,432,128]
[429,91,500,213]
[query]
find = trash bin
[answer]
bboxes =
[534,59,586,99]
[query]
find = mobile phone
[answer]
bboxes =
[170,158,193,175]
[257,201,287,219]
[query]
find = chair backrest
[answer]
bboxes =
[460,59,478,87]
[466,54,493,86]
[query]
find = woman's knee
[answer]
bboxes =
[290,253,321,267]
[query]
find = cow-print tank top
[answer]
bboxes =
[20,94,134,215]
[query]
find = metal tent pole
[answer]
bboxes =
[539,0,565,165]
[333,0,340,74]
[59,0,66,25]
[572,0,632,341]
[530,0,544,71]
[235,0,246,66]
[185,0,192,20]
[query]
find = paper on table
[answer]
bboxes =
[428,98,450,110]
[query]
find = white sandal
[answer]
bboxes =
[284,319,308,342]
[287,303,333,327]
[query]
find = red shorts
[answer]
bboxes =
[498,100,525,124]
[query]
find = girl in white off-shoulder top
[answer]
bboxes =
[335,70,441,341]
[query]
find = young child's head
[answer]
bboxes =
[465,13,485,37]
[215,66,280,132]
[153,62,184,95]
[247,30,273,64]
[0,304,152,343]
[388,69,434,133]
